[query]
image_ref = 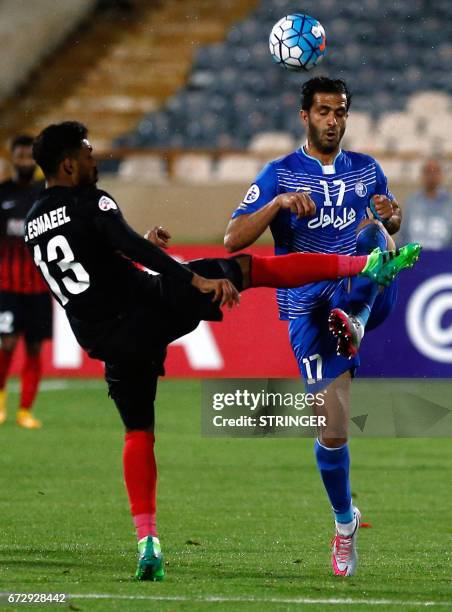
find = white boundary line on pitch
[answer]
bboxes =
[66,594,452,606]
[8,379,105,392]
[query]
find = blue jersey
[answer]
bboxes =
[232,147,393,320]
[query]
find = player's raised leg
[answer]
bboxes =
[329,220,421,357]
[105,361,164,581]
[226,247,421,291]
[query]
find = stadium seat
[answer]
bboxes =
[248,132,296,153]
[172,154,213,183]
[400,159,424,183]
[406,92,451,118]
[424,114,452,139]
[118,155,167,183]
[393,130,424,155]
[341,112,372,151]
[376,158,405,183]
[374,113,421,154]
[214,155,261,182]
[428,135,452,156]
[111,0,452,156]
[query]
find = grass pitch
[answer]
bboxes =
[0,379,451,611]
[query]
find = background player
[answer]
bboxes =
[0,135,51,429]
[26,121,416,581]
[224,77,418,577]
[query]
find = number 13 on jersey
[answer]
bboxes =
[33,234,90,306]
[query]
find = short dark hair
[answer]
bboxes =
[10,134,34,152]
[32,121,88,177]
[300,77,352,112]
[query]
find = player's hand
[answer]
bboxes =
[275,191,316,219]
[191,274,240,308]
[371,195,394,220]
[145,226,171,249]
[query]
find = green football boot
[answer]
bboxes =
[360,243,422,286]
[135,536,164,581]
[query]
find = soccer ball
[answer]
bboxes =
[269,14,326,71]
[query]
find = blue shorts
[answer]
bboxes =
[289,280,397,390]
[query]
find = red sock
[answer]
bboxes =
[250,253,368,288]
[0,348,14,389]
[123,431,157,540]
[20,354,42,409]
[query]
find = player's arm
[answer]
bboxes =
[224,193,315,252]
[383,199,402,235]
[224,163,315,252]
[371,161,402,235]
[96,211,192,281]
[371,195,402,235]
[93,195,239,306]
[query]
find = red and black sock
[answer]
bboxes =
[123,430,157,540]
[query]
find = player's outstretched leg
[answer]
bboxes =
[243,246,420,290]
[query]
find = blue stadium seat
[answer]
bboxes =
[114,0,452,150]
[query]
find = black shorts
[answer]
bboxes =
[0,292,53,343]
[69,256,244,430]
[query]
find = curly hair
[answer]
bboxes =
[32,121,88,177]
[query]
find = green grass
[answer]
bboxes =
[0,379,451,611]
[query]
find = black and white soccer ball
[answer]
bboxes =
[269,13,326,71]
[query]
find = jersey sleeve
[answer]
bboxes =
[90,189,193,284]
[231,162,279,218]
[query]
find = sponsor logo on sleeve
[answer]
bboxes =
[242,184,261,205]
[98,195,118,211]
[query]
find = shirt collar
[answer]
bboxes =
[298,144,343,175]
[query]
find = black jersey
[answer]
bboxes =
[24,185,193,322]
[0,179,48,293]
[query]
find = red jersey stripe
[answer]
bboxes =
[0,237,48,294]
